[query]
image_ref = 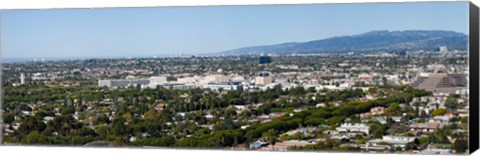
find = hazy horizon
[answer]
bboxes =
[1,2,469,59]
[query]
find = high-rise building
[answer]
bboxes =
[395,51,407,57]
[411,73,467,94]
[437,46,448,53]
[255,71,273,85]
[20,73,25,85]
[259,56,272,64]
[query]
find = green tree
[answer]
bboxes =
[452,139,468,153]
[369,121,387,138]
[60,106,75,115]
[262,129,279,146]
[94,114,110,125]
[167,76,177,81]
[16,116,46,138]
[432,108,447,116]
[21,131,47,144]
[2,113,15,124]
[445,95,459,110]
[384,103,401,116]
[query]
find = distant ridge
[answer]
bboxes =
[219,30,467,55]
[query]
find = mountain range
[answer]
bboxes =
[219,30,468,55]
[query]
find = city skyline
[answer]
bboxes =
[1,2,473,154]
[1,2,469,59]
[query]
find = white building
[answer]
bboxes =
[20,73,25,84]
[146,76,168,88]
[32,73,54,81]
[365,135,416,151]
[205,74,230,83]
[255,71,273,86]
[203,82,242,92]
[439,46,448,53]
[149,76,167,84]
[255,76,273,86]
[98,79,150,88]
[336,123,370,135]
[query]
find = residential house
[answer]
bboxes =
[409,122,444,133]
[249,139,269,149]
[336,123,370,135]
[370,106,385,115]
[363,135,416,151]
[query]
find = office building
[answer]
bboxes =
[98,79,150,88]
[437,46,448,53]
[20,73,25,85]
[205,74,230,83]
[31,73,55,81]
[203,82,242,91]
[395,51,407,57]
[255,71,273,86]
[259,56,272,64]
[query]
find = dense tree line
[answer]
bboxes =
[4,83,431,149]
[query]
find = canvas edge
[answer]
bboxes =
[469,1,479,154]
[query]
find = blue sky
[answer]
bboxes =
[0,2,469,59]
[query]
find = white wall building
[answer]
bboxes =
[205,74,230,83]
[365,135,417,150]
[336,123,370,135]
[149,76,167,84]
[203,82,242,91]
[20,73,25,84]
[255,76,273,86]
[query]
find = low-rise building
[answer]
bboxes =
[98,79,150,88]
[336,123,370,135]
[203,82,242,91]
[249,139,269,149]
[409,122,444,133]
[370,106,385,115]
[205,74,231,83]
[258,140,316,151]
[364,135,416,151]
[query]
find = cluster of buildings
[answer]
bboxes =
[96,70,468,99]
[4,50,469,154]
[247,96,466,153]
[97,71,276,92]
